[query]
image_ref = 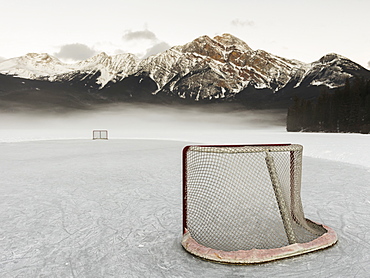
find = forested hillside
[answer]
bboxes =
[287,78,370,133]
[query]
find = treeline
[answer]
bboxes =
[287,78,370,133]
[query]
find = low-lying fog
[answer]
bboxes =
[0,104,287,142]
[2,103,370,169]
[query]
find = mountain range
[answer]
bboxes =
[1,33,370,111]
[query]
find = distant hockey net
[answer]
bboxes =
[182,144,337,264]
[92,130,108,140]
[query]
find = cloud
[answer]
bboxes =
[121,29,171,59]
[368,61,370,69]
[231,19,255,27]
[0,57,5,62]
[54,43,97,61]
[123,30,157,41]
[143,42,171,58]
[113,48,127,55]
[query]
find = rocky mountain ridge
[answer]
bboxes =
[1,33,370,110]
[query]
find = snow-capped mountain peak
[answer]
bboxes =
[213,33,253,51]
[0,51,140,88]
[0,34,369,105]
[23,53,60,64]
[77,52,110,66]
[319,53,348,64]
[0,53,75,79]
[71,52,139,88]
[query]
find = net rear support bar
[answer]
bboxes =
[182,144,337,264]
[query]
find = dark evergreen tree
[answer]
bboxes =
[286,96,301,132]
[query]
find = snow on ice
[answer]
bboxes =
[0,107,369,277]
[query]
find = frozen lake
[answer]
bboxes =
[0,136,369,277]
[1,107,370,277]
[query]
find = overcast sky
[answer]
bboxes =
[0,0,369,68]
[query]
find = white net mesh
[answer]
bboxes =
[182,144,336,263]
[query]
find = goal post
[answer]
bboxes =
[92,130,108,140]
[182,144,337,264]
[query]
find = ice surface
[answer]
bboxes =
[0,136,369,277]
[0,108,370,277]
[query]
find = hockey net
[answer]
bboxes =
[182,144,337,263]
[93,130,108,140]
